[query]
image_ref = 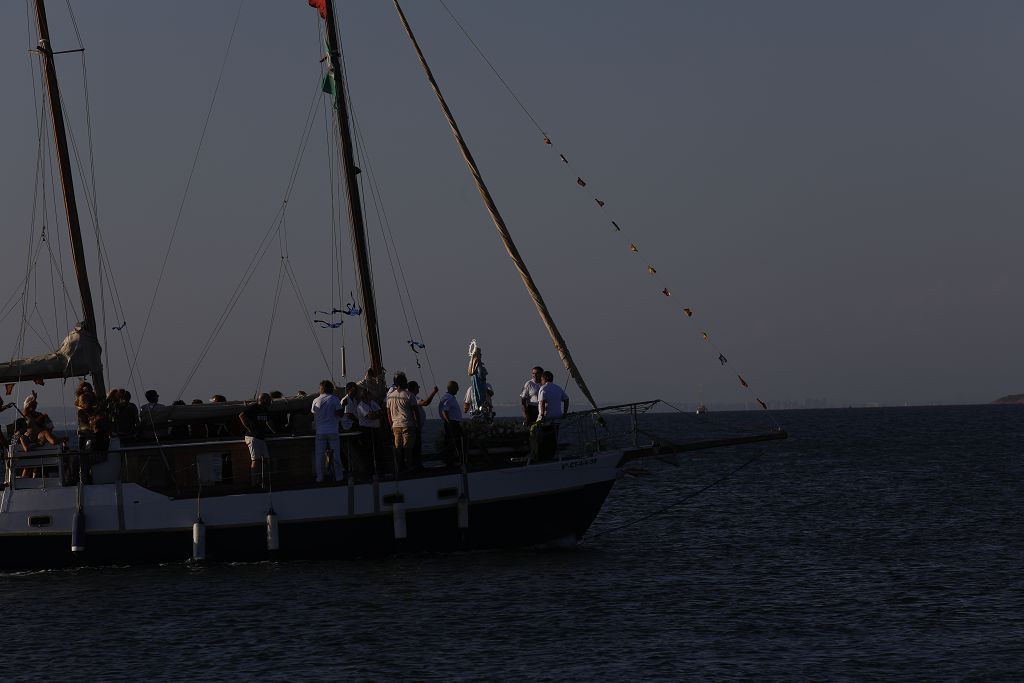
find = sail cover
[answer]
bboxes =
[0,323,101,384]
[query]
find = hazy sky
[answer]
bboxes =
[1,1,1022,416]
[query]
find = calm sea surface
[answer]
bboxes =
[3,405,1021,680]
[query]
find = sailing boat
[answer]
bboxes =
[0,0,784,570]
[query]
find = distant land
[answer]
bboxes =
[992,394,1024,404]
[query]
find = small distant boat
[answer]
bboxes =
[695,404,708,415]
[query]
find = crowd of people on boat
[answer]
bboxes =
[3,362,571,486]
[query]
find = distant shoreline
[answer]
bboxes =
[992,394,1024,405]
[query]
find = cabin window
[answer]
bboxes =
[27,515,52,528]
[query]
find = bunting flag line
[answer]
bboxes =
[4,383,13,396]
[314,320,344,329]
[111,321,127,331]
[532,128,778,418]
[406,340,426,353]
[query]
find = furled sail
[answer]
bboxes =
[0,323,101,384]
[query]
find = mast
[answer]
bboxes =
[32,0,105,396]
[322,0,384,375]
[392,1,601,411]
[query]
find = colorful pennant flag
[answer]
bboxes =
[611,221,620,231]
[629,244,638,253]
[560,154,569,164]
[543,136,552,145]
[4,384,13,396]
[718,353,728,365]
[576,177,587,187]
[307,0,327,20]
[702,332,709,342]
[683,308,693,317]
[647,266,657,275]
[738,375,748,388]
[595,199,605,207]
[33,378,45,386]
[757,398,768,410]
[661,288,671,297]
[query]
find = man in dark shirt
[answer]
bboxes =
[239,392,275,487]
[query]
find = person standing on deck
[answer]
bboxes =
[386,372,419,472]
[356,387,385,474]
[531,371,569,459]
[520,366,543,425]
[239,392,276,487]
[407,381,437,469]
[439,380,464,468]
[311,380,345,483]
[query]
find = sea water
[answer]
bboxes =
[2,405,1020,679]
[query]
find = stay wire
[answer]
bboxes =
[128,0,245,389]
[345,80,437,388]
[254,259,287,396]
[436,0,546,137]
[176,80,325,399]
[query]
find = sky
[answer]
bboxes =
[1,0,1022,418]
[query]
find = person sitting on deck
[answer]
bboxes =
[139,389,166,439]
[16,393,59,453]
[207,395,232,437]
[240,392,276,487]
[311,380,345,483]
[0,401,16,452]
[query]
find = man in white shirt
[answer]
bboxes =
[311,379,345,483]
[520,366,543,425]
[537,371,569,421]
[439,380,464,467]
[531,371,569,459]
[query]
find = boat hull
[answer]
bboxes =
[0,451,621,570]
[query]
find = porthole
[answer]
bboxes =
[28,515,52,528]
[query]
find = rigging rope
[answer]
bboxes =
[435,0,779,423]
[129,0,245,390]
[176,79,327,399]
